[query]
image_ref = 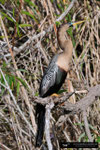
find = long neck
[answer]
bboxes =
[56,24,73,72]
[57,23,73,56]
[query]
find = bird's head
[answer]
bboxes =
[57,20,86,50]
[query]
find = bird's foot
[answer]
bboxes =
[51,93,59,97]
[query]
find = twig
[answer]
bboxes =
[0,3,26,34]
[0,143,11,150]
[33,92,74,105]
[36,40,49,65]
[34,85,100,116]
[4,94,20,149]
[0,81,8,89]
[54,92,75,108]
[0,14,37,134]
[47,0,55,23]
[56,0,77,21]
[0,68,35,135]
[83,110,93,142]
[62,84,100,114]
[83,110,97,150]
[3,0,77,58]
[45,102,54,150]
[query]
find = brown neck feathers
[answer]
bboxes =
[57,23,73,53]
[56,23,73,71]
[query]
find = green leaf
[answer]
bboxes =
[96,136,100,143]
[78,133,85,142]
[57,89,67,94]
[9,75,14,90]
[21,10,38,23]
[25,0,37,7]
[16,77,28,89]
[19,23,32,28]
[16,69,28,73]
[35,92,39,96]
[5,74,10,85]
[55,21,61,26]
[24,0,39,17]
[24,0,30,2]
[74,122,84,126]
[0,73,6,96]
[16,81,20,97]
[1,12,15,22]
[0,87,5,97]
[16,23,20,37]
[0,0,7,4]
[0,36,6,39]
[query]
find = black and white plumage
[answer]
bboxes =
[36,54,67,147]
[36,20,85,147]
[39,54,67,97]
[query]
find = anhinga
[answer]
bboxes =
[36,20,85,147]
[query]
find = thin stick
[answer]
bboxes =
[83,110,93,142]
[56,0,77,21]
[0,14,37,134]
[0,68,35,135]
[0,143,11,150]
[45,102,54,150]
[3,0,77,58]
[83,110,96,150]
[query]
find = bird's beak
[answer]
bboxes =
[68,20,86,27]
[72,20,86,26]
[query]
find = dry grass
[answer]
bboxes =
[0,0,100,149]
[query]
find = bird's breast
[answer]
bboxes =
[56,54,70,72]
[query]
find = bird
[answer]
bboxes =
[36,20,85,147]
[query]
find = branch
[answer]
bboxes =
[56,0,77,22]
[33,84,100,115]
[83,110,93,142]
[0,15,37,135]
[0,68,35,136]
[62,84,100,114]
[3,0,77,58]
[83,110,97,150]
[33,92,74,105]
[45,102,54,150]
[33,84,100,149]
[0,142,11,150]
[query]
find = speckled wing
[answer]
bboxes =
[39,54,59,97]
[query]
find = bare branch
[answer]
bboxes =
[83,110,97,150]
[3,0,77,58]
[0,68,35,135]
[33,84,100,115]
[61,85,100,114]
[0,143,11,150]
[83,110,93,142]
[45,102,54,150]
[56,0,77,22]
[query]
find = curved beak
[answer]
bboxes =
[68,20,86,27]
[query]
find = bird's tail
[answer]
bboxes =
[36,103,45,147]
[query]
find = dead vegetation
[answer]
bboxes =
[0,0,100,149]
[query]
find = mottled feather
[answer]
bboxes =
[39,54,59,97]
[39,54,67,97]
